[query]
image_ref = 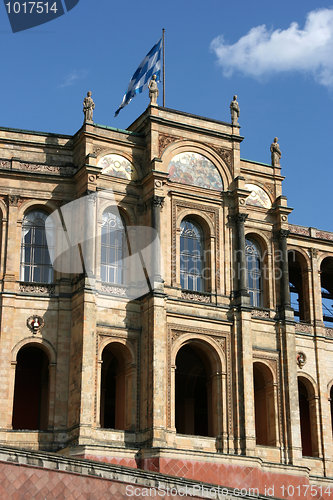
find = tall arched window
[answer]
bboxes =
[180,219,204,292]
[12,345,49,430]
[20,210,53,283]
[101,210,125,284]
[288,251,309,322]
[246,238,262,307]
[175,342,219,437]
[100,342,134,430]
[320,258,333,327]
[298,377,319,457]
[253,362,276,446]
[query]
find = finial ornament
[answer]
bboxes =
[83,91,95,123]
[270,137,281,167]
[230,95,240,126]
[148,75,159,106]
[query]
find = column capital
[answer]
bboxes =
[278,229,290,239]
[152,195,165,208]
[228,213,248,224]
[7,194,20,207]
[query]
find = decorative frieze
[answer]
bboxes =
[289,225,310,236]
[16,163,75,176]
[100,284,127,297]
[295,322,313,334]
[289,224,333,241]
[325,327,333,339]
[0,158,75,176]
[251,309,270,319]
[19,283,56,296]
[181,291,211,303]
[316,230,333,241]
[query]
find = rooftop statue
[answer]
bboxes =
[230,95,240,126]
[83,91,95,123]
[270,137,281,167]
[148,75,159,106]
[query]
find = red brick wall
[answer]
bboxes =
[0,460,203,499]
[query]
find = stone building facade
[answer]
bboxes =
[0,105,332,497]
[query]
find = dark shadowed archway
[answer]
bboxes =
[12,345,49,430]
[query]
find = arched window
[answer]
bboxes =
[288,251,309,322]
[180,219,204,292]
[253,362,276,446]
[320,258,333,327]
[20,210,53,283]
[175,343,218,437]
[246,238,262,307]
[298,377,319,457]
[12,345,49,430]
[101,210,125,284]
[100,343,134,430]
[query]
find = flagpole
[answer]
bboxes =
[162,28,165,107]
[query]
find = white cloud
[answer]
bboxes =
[59,70,87,88]
[210,8,333,88]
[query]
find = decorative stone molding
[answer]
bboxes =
[325,327,333,339]
[15,162,75,176]
[264,182,274,195]
[296,351,306,369]
[309,248,319,259]
[26,315,45,335]
[316,230,333,241]
[158,133,184,157]
[289,224,333,241]
[279,229,290,239]
[152,196,165,208]
[289,225,310,236]
[19,283,56,296]
[181,291,211,303]
[100,283,127,296]
[93,146,107,156]
[7,195,19,206]
[295,322,313,334]
[213,147,232,170]
[228,213,248,224]
[0,160,11,169]
[251,309,270,318]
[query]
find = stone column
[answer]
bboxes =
[230,213,249,299]
[151,196,164,287]
[278,229,291,310]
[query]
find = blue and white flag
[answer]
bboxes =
[115,38,162,117]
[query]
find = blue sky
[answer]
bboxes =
[1,0,332,230]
